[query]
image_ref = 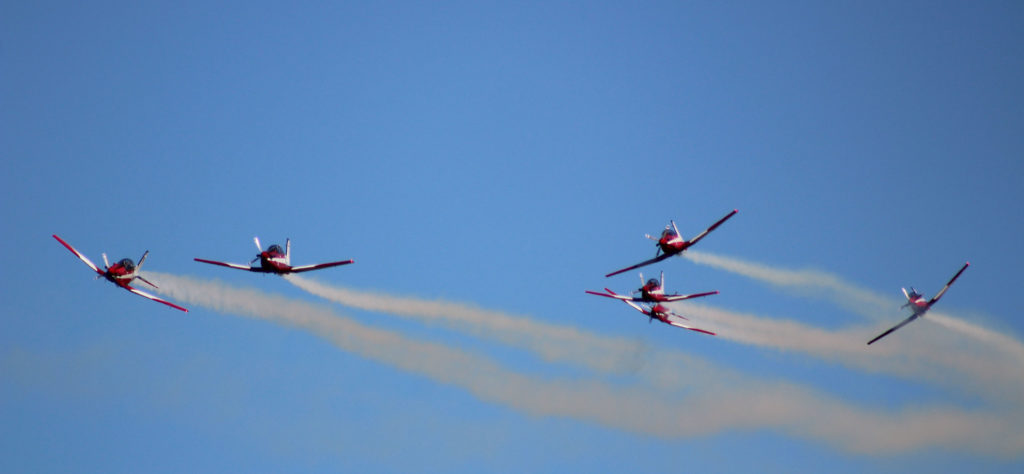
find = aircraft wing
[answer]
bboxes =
[605,254,671,278]
[866,314,919,345]
[686,209,738,248]
[621,299,651,315]
[664,313,716,335]
[585,289,633,301]
[287,259,354,273]
[125,285,189,312]
[661,290,719,302]
[193,258,256,271]
[927,262,970,306]
[53,234,104,275]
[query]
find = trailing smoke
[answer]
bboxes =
[140,272,1024,455]
[685,251,1024,364]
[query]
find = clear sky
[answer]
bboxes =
[3,1,1023,472]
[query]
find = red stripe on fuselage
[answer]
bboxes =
[259,255,292,273]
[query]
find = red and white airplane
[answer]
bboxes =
[606,209,738,278]
[586,271,718,303]
[587,275,717,336]
[867,262,970,345]
[52,234,188,312]
[194,237,354,275]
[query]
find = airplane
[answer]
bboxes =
[591,288,717,336]
[867,262,970,345]
[194,237,354,275]
[586,271,719,303]
[52,234,188,312]
[606,209,738,277]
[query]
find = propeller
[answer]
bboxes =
[96,253,110,280]
[251,236,263,264]
[137,250,149,269]
[671,220,681,239]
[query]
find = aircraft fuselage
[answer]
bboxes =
[258,256,291,273]
[104,260,137,287]
[657,234,689,256]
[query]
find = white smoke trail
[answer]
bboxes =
[928,311,1024,362]
[285,275,650,374]
[685,251,1024,364]
[684,251,893,319]
[671,301,1024,405]
[144,272,1023,455]
[288,274,1024,405]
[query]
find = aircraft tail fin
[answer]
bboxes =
[901,287,911,308]
[136,275,158,288]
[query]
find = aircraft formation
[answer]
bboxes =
[52,235,354,313]
[54,210,970,346]
[587,209,739,336]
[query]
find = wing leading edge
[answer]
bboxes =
[193,258,257,272]
[53,234,103,275]
[661,290,719,302]
[928,262,970,306]
[605,254,671,278]
[665,317,717,336]
[585,289,633,301]
[126,285,189,312]
[866,314,919,345]
[686,209,738,248]
[287,259,355,273]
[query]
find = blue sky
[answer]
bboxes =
[3,1,1023,472]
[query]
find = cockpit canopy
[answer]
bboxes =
[646,279,660,288]
[267,244,284,255]
[118,258,135,271]
[661,228,677,238]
